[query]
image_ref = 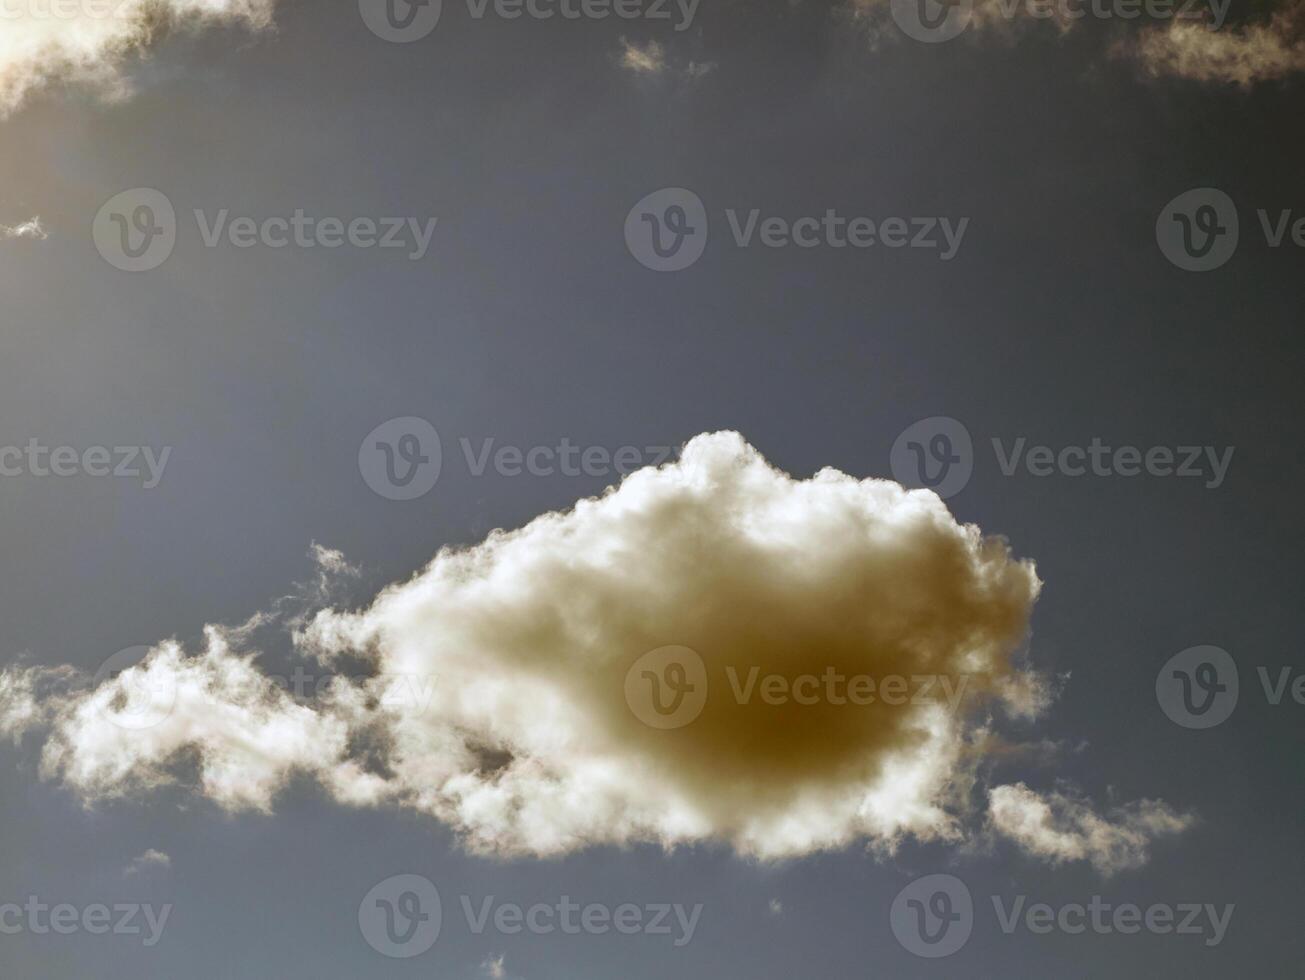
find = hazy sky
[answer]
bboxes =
[0,1,1303,977]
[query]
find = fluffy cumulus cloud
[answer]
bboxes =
[988,783,1195,874]
[0,433,1189,868]
[0,0,277,115]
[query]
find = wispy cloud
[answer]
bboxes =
[851,0,1305,85]
[619,37,715,80]
[1,217,47,241]
[621,37,666,74]
[989,783,1195,874]
[1123,2,1305,85]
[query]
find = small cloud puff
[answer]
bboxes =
[124,848,172,876]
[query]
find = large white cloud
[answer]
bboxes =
[0,432,1189,867]
[0,0,277,115]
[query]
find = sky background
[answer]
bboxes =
[1,0,1304,976]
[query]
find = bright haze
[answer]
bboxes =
[0,1,1301,978]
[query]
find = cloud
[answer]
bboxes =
[0,662,76,740]
[620,37,667,74]
[123,848,171,875]
[0,670,40,741]
[768,898,783,916]
[481,954,507,979]
[988,783,1195,874]
[0,0,278,115]
[618,37,715,80]
[851,0,1305,84]
[0,432,1189,868]
[1123,2,1305,85]
[1,217,47,240]
[299,430,1047,858]
[29,632,376,810]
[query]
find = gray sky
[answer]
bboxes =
[1,1,1303,977]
